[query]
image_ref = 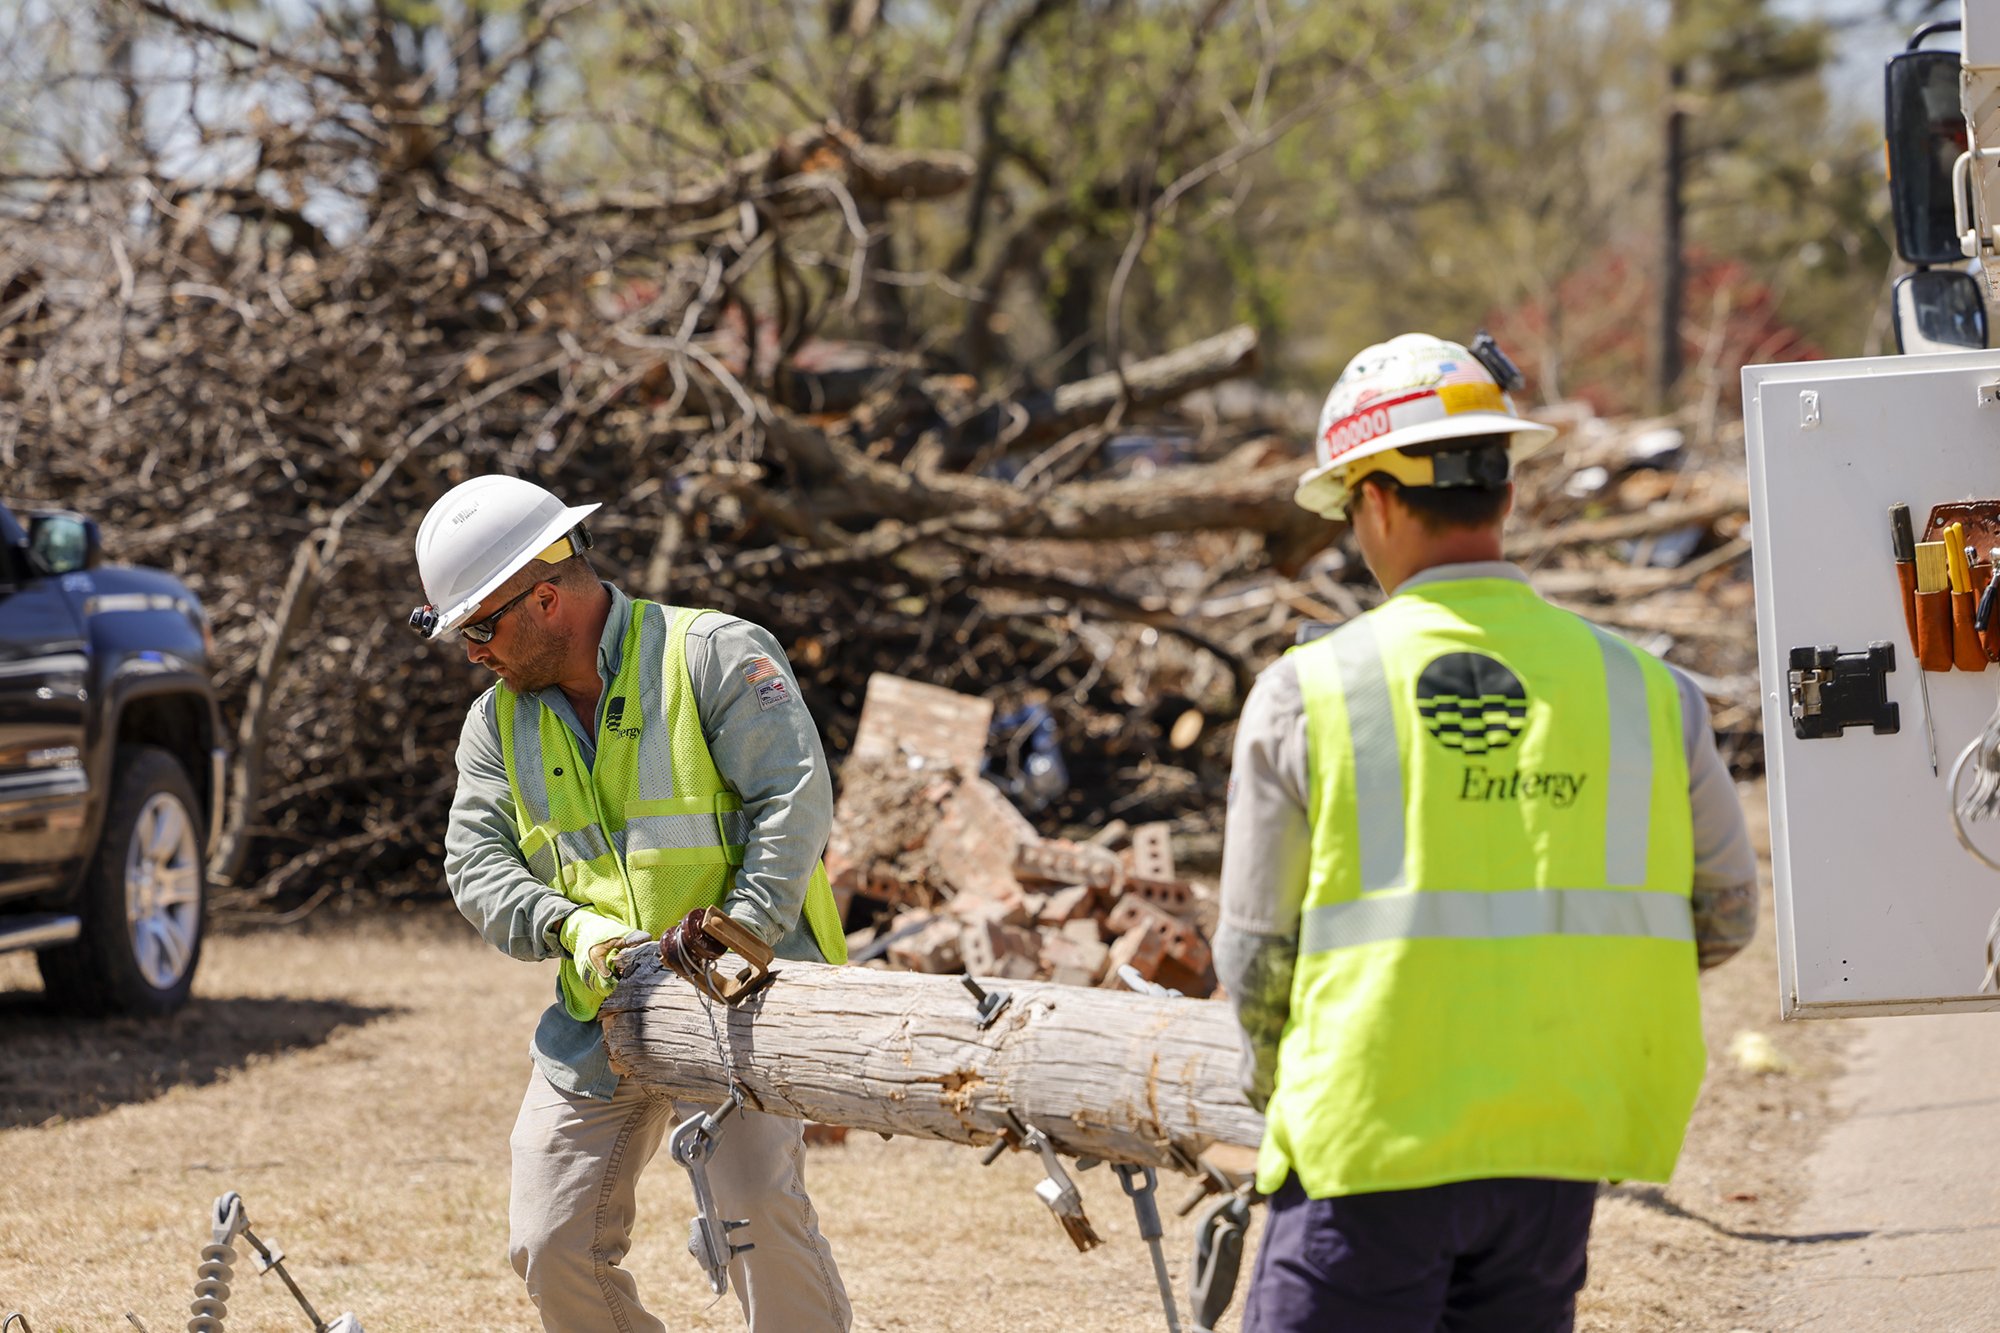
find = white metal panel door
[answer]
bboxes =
[1748,349,2000,1017]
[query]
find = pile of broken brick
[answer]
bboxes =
[826,673,1218,998]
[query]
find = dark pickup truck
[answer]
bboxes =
[0,498,223,1015]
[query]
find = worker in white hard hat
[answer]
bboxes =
[411,475,851,1332]
[1213,334,1758,1332]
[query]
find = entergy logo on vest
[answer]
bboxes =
[1415,652,1588,810]
[603,696,642,739]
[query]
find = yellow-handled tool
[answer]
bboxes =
[1917,540,1952,594]
[1949,522,1975,593]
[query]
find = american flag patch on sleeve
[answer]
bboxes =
[743,656,791,709]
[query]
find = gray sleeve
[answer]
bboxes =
[1215,657,1311,1111]
[686,616,833,948]
[1218,657,1312,935]
[442,692,577,961]
[1672,667,1758,969]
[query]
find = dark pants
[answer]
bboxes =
[1241,1175,1597,1333]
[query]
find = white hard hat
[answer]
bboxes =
[1295,333,1556,520]
[410,475,600,639]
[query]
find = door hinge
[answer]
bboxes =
[1787,643,1900,740]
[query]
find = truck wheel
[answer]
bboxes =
[38,745,207,1017]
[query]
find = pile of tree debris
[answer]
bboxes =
[0,3,1760,922]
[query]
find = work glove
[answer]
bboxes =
[557,909,651,1021]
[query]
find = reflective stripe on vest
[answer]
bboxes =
[1260,576,1702,1200]
[1329,617,1407,895]
[1302,886,1694,953]
[1595,624,1654,887]
[496,601,847,1019]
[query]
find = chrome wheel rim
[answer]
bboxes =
[125,792,200,991]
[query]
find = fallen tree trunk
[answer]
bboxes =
[600,958,1263,1172]
[1504,488,1747,559]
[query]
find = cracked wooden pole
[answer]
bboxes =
[599,958,1264,1173]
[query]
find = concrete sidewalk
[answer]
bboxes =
[1767,1014,2000,1331]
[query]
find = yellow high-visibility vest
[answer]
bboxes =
[497,602,846,1019]
[1259,575,1703,1198]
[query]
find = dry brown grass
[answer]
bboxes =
[0,782,1844,1332]
[1576,781,1850,1332]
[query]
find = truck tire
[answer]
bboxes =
[38,744,207,1017]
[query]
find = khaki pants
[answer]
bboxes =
[508,1066,850,1333]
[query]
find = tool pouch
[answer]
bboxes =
[1916,589,1955,672]
[1920,503,2000,669]
[1925,501,2000,562]
[1897,561,1920,652]
[1953,590,1989,671]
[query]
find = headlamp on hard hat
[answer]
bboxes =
[1468,331,1525,392]
[408,522,593,642]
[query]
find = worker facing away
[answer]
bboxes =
[410,475,851,1333]
[1215,333,1757,1333]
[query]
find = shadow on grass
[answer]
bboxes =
[1604,1183,1873,1245]
[0,991,398,1129]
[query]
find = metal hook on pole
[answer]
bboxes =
[670,1087,756,1297]
[1115,1162,1182,1333]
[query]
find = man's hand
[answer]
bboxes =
[561,909,650,988]
[557,910,650,1022]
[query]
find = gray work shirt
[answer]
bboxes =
[443,583,834,1100]
[1213,561,1759,1109]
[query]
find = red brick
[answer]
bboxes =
[849,673,994,773]
[1122,876,1196,918]
[946,885,1032,927]
[1015,837,1124,889]
[960,919,1040,980]
[1035,884,1098,926]
[1101,920,1168,985]
[1106,894,1210,975]
[1126,822,1175,883]
[1059,918,1104,947]
[1039,929,1110,988]
[885,917,963,973]
[928,780,1033,903]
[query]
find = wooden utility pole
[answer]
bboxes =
[600,958,1264,1172]
[1656,0,1689,413]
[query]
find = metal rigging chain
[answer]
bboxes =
[662,926,742,1097]
[698,984,739,1099]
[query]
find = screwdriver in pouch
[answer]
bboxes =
[1891,503,1939,775]
[1980,548,2000,636]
